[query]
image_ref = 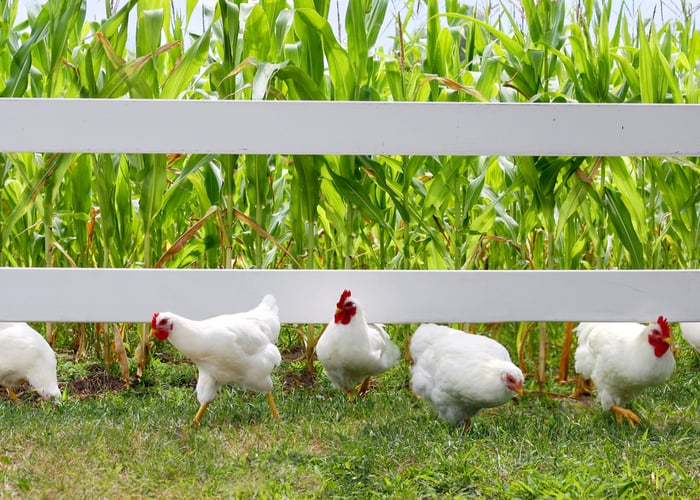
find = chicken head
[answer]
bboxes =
[151,312,174,340]
[334,289,357,325]
[647,316,676,358]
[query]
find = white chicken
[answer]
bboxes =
[315,290,400,402]
[574,316,677,427]
[150,294,281,424]
[679,323,700,353]
[409,323,524,432]
[0,322,61,402]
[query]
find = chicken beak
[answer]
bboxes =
[515,382,524,397]
[149,328,158,338]
[664,336,681,357]
[335,308,342,315]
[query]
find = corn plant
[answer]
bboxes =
[1,0,699,383]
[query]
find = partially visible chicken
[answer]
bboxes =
[410,323,524,432]
[679,323,700,353]
[574,317,676,427]
[151,294,281,423]
[0,322,61,402]
[316,290,400,402]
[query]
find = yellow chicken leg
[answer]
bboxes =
[610,405,642,427]
[571,374,594,399]
[5,387,18,401]
[267,392,280,419]
[346,390,355,403]
[193,401,210,424]
[356,376,371,397]
[461,418,473,436]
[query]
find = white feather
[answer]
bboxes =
[679,323,700,353]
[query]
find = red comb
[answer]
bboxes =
[336,290,351,309]
[657,316,670,336]
[151,313,159,329]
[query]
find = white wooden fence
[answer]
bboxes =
[1,99,699,324]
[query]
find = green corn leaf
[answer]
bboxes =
[274,8,295,57]
[290,155,321,224]
[326,168,393,232]
[296,8,355,100]
[275,64,325,99]
[366,0,388,48]
[604,187,645,268]
[243,5,272,63]
[160,26,211,99]
[346,0,368,84]
[1,8,49,96]
[252,61,288,100]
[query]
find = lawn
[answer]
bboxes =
[1,326,698,498]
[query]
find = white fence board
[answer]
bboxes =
[2,99,700,156]
[0,268,699,324]
[2,99,700,325]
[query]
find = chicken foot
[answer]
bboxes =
[3,387,18,401]
[356,376,372,397]
[346,390,355,403]
[267,392,280,419]
[610,405,642,427]
[571,375,594,399]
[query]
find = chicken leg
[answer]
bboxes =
[356,376,372,397]
[346,390,355,403]
[461,418,472,435]
[571,374,594,399]
[267,392,280,419]
[193,402,210,424]
[610,405,642,427]
[4,387,18,401]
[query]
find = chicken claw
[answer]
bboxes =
[610,405,642,427]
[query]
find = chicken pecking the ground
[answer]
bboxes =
[574,316,677,427]
[679,323,700,354]
[409,323,524,433]
[315,290,400,402]
[0,322,61,402]
[150,294,281,424]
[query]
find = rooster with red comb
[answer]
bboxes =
[316,290,400,402]
[574,316,678,427]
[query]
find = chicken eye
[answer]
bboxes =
[159,318,168,326]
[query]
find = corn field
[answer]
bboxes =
[1,0,699,378]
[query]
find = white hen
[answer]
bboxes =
[410,323,523,432]
[574,317,676,427]
[679,323,700,353]
[316,290,400,402]
[150,294,281,423]
[0,322,61,402]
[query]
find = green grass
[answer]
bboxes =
[1,338,698,498]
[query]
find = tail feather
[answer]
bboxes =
[250,294,280,343]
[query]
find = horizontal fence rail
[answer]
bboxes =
[2,99,700,156]
[1,268,699,324]
[1,99,699,324]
